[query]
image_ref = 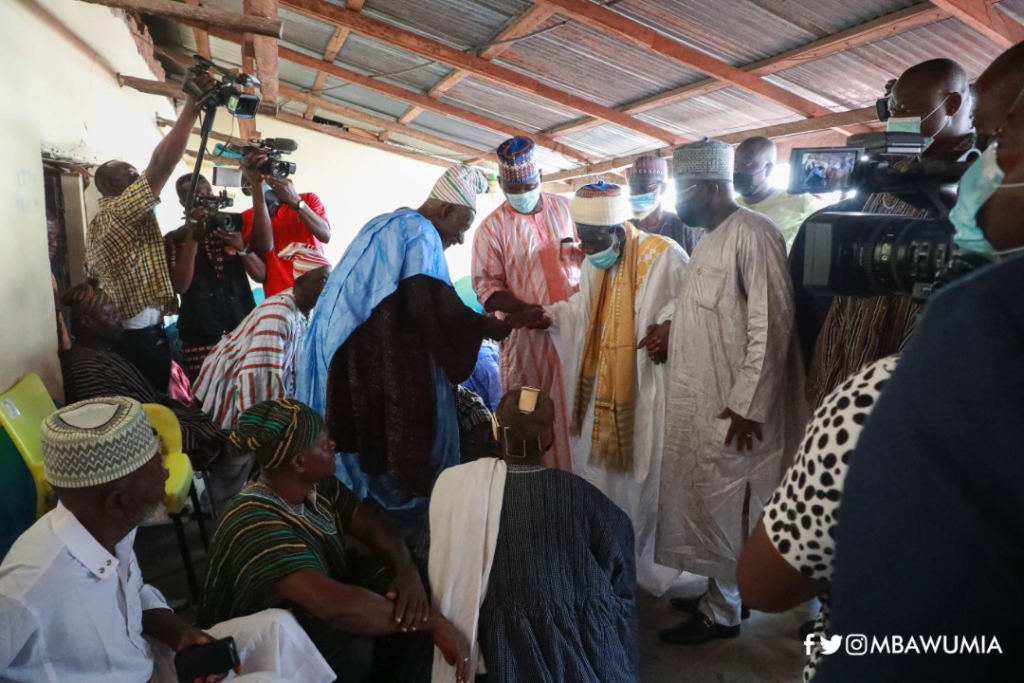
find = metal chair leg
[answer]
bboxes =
[189,483,210,551]
[172,513,200,604]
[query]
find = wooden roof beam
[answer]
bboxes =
[929,0,1024,48]
[305,23,356,119]
[545,105,878,183]
[184,0,210,58]
[531,0,832,119]
[545,2,947,138]
[421,5,556,110]
[280,86,496,162]
[75,0,283,37]
[244,0,279,105]
[279,45,596,163]
[280,0,686,145]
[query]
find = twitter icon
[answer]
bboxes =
[804,633,843,656]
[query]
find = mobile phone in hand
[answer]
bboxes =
[175,636,240,683]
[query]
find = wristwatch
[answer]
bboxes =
[293,199,308,213]
[237,245,251,256]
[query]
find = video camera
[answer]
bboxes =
[791,132,982,300]
[188,188,244,233]
[182,55,261,119]
[224,138,299,179]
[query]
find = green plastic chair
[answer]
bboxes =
[0,374,58,520]
[0,429,37,559]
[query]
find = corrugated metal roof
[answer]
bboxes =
[997,0,1024,23]
[363,0,531,50]
[770,18,1004,110]
[278,7,338,55]
[335,33,451,92]
[440,76,580,133]
[408,110,510,151]
[638,87,804,138]
[317,76,412,119]
[276,56,319,91]
[611,0,922,66]
[494,16,705,108]
[555,122,664,158]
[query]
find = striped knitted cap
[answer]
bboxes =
[570,181,632,227]
[429,164,489,210]
[497,136,540,185]
[230,398,323,469]
[42,397,159,489]
[278,243,330,280]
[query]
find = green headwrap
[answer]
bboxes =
[230,399,323,469]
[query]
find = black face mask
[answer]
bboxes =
[733,171,766,196]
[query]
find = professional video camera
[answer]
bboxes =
[791,132,982,300]
[188,188,244,233]
[182,55,261,119]
[224,137,299,179]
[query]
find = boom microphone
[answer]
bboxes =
[261,138,298,153]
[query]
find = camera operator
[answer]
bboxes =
[240,151,331,297]
[165,173,266,380]
[803,58,976,409]
[85,71,216,394]
[810,43,1024,683]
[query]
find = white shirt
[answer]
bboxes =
[0,504,169,683]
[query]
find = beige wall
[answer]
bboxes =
[1,0,493,398]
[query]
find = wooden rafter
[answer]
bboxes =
[280,0,686,145]
[407,4,556,124]
[531,0,833,119]
[280,86,497,162]
[184,0,210,57]
[119,74,184,98]
[545,106,878,183]
[277,112,455,168]
[243,0,279,105]
[304,22,356,119]
[545,3,948,138]
[929,0,1024,48]
[76,0,283,37]
[278,46,595,163]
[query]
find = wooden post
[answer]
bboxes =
[74,0,283,37]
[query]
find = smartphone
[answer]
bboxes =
[175,637,240,683]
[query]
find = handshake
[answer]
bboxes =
[505,305,551,331]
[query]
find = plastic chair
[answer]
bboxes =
[0,429,37,559]
[143,403,207,602]
[0,374,57,520]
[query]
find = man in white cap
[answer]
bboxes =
[297,165,514,553]
[517,181,689,596]
[0,396,335,683]
[472,136,580,472]
[195,243,332,431]
[650,139,807,644]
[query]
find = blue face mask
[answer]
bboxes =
[885,94,951,150]
[629,191,659,216]
[507,188,541,214]
[951,143,1024,258]
[586,242,621,270]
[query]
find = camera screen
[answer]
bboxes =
[788,148,861,194]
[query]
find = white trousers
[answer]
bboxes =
[149,608,335,683]
[699,578,742,628]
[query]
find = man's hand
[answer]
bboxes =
[241,151,268,183]
[385,566,430,632]
[176,629,240,683]
[212,229,247,253]
[430,614,471,683]
[717,408,763,454]
[265,177,301,208]
[637,322,671,364]
[506,306,550,330]
[184,73,218,110]
[481,316,512,342]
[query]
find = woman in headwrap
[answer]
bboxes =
[196,398,471,683]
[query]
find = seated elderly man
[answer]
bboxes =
[0,396,334,683]
[429,388,639,683]
[197,399,471,683]
[58,281,246,508]
[194,244,331,430]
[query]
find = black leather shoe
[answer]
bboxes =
[659,612,741,645]
[669,595,751,621]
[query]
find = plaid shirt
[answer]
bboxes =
[86,172,177,320]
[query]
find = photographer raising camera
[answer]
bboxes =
[241,151,331,298]
[165,174,267,381]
